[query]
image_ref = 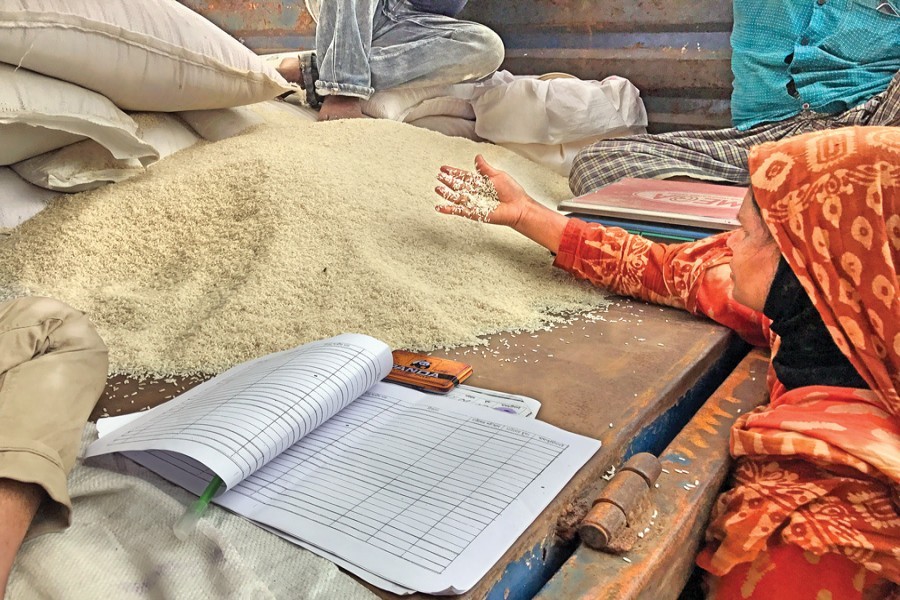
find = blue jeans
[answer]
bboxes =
[314,0,504,100]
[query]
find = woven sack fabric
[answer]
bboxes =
[0,0,294,111]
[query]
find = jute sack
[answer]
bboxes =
[0,63,157,166]
[0,0,295,111]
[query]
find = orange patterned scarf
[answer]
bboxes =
[698,127,900,588]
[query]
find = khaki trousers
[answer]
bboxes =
[0,297,107,537]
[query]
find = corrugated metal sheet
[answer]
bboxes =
[179,0,734,131]
[463,0,734,132]
[179,1,316,52]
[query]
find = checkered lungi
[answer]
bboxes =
[568,71,900,196]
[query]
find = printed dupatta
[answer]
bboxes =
[698,127,900,582]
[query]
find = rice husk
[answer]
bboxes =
[0,105,610,377]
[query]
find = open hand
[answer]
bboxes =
[434,155,534,228]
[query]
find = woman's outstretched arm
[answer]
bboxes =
[435,155,767,345]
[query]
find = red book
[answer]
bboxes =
[558,178,747,231]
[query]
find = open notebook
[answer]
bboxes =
[86,334,600,595]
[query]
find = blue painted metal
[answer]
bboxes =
[483,540,576,600]
[623,337,750,459]
[536,350,771,600]
[481,336,750,600]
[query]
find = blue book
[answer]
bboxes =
[568,214,720,242]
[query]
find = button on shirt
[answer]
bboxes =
[730,0,900,130]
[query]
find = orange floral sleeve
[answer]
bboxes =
[552,219,768,347]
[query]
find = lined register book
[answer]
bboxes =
[558,177,747,231]
[87,333,600,595]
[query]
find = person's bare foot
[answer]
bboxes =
[318,95,365,121]
[275,57,302,84]
[274,60,366,120]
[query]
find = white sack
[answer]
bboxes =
[254,98,320,123]
[133,113,201,158]
[404,95,475,122]
[472,72,647,145]
[0,63,157,166]
[258,51,477,127]
[13,113,200,192]
[407,116,481,141]
[361,83,476,122]
[0,0,294,111]
[0,123,83,168]
[178,106,266,142]
[8,425,377,600]
[0,167,58,228]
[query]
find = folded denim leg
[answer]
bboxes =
[297,51,322,108]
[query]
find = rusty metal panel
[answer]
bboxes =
[535,349,770,600]
[179,0,734,131]
[462,0,735,132]
[178,0,316,52]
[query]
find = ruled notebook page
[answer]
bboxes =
[218,382,599,594]
[97,380,600,594]
[85,334,393,488]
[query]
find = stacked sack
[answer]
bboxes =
[0,0,295,226]
[470,71,648,176]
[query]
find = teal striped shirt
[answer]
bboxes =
[731,0,900,130]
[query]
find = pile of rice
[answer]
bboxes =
[0,106,609,376]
